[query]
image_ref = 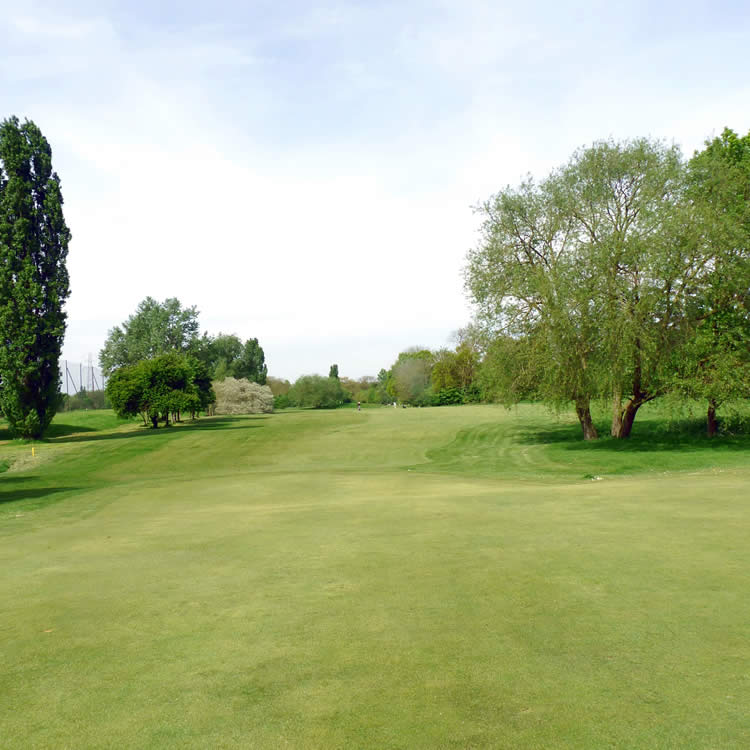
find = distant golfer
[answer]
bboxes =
[357,401,361,411]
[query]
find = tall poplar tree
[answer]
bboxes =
[0,117,70,438]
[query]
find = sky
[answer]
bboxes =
[2,0,749,380]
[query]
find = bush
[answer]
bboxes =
[288,374,346,409]
[432,387,464,405]
[274,393,292,410]
[61,389,111,411]
[213,378,274,414]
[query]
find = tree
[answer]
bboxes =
[266,376,291,396]
[106,352,213,427]
[551,139,699,438]
[0,117,70,438]
[186,357,215,419]
[431,343,480,403]
[288,374,346,409]
[476,335,540,404]
[328,364,339,380]
[233,337,267,384]
[201,333,243,380]
[466,172,604,438]
[467,138,701,439]
[386,349,434,405]
[99,297,200,375]
[675,128,750,434]
[193,333,268,384]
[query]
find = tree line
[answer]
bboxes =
[267,345,482,409]
[273,128,749,440]
[2,114,747,441]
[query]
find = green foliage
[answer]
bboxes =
[431,387,464,405]
[99,297,200,375]
[385,348,434,404]
[476,335,540,405]
[431,344,480,398]
[187,357,216,416]
[670,128,750,432]
[340,375,380,405]
[105,353,214,427]
[194,332,268,384]
[288,374,346,409]
[233,338,267,384]
[273,392,292,409]
[328,364,339,380]
[61,388,110,411]
[201,333,243,380]
[0,116,70,438]
[267,376,291,396]
[466,138,706,439]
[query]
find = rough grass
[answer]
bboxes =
[1,404,749,749]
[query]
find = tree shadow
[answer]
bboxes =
[44,423,100,439]
[0,479,80,506]
[0,423,100,441]
[516,419,750,453]
[45,415,267,445]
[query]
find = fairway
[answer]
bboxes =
[2,405,749,749]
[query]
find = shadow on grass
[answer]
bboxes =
[44,423,100,439]
[45,415,267,445]
[0,478,80,506]
[0,423,101,442]
[516,418,750,452]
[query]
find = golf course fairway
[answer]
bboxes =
[1,404,749,749]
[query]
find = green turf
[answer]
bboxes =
[1,404,749,748]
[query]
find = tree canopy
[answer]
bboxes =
[287,374,346,409]
[0,117,70,438]
[465,137,730,439]
[106,352,214,428]
[670,128,750,434]
[100,297,200,375]
[193,333,267,384]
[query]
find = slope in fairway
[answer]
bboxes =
[1,405,749,749]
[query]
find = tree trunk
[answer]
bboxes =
[575,399,599,440]
[612,398,641,438]
[151,415,158,428]
[707,400,719,437]
[610,390,623,438]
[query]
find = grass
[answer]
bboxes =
[1,403,749,748]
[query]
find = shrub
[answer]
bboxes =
[288,374,346,409]
[213,378,274,414]
[61,389,111,411]
[274,393,292,410]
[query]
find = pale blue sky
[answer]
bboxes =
[2,0,749,379]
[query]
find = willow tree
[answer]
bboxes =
[550,139,704,438]
[467,139,703,439]
[0,117,70,438]
[465,175,604,439]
